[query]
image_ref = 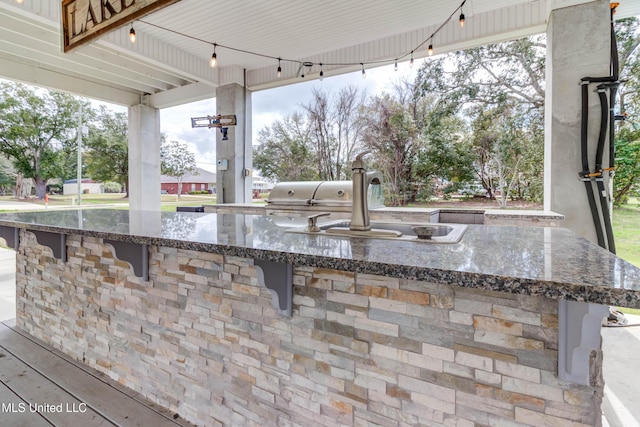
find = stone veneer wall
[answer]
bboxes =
[16,230,602,427]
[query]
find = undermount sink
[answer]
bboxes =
[287,220,467,243]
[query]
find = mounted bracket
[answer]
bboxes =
[0,226,19,250]
[254,259,293,317]
[32,230,66,262]
[104,239,149,281]
[190,114,236,129]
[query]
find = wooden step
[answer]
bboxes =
[0,321,194,427]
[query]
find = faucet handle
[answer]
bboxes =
[352,150,371,170]
[306,212,331,232]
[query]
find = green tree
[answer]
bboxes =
[0,82,86,198]
[414,36,546,206]
[360,93,418,206]
[613,126,640,206]
[616,18,640,120]
[0,155,16,196]
[85,106,129,196]
[613,17,640,206]
[160,139,197,198]
[253,113,318,182]
[413,93,475,199]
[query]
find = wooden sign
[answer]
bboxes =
[61,0,180,52]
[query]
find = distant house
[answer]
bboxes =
[252,177,274,193]
[63,179,103,195]
[161,168,216,195]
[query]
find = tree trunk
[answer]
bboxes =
[34,176,47,199]
[15,172,23,199]
[177,179,182,199]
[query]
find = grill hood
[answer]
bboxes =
[267,175,384,209]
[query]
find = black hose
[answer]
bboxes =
[596,86,608,170]
[577,6,620,252]
[609,84,619,169]
[611,8,619,81]
[580,83,606,247]
[596,86,616,253]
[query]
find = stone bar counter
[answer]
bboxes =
[1,209,639,427]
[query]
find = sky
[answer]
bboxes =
[97,62,418,173]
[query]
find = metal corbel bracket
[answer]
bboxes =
[104,239,149,281]
[558,300,608,385]
[32,230,66,262]
[0,226,19,250]
[254,259,293,317]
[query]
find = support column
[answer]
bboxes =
[216,83,252,204]
[128,104,161,211]
[544,0,610,242]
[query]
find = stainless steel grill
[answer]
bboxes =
[267,177,384,210]
[266,181,322,206]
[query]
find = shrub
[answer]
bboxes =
[103,181,123,193]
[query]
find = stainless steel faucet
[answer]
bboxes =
[350,151,373,231]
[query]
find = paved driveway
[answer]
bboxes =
[602,318,640,427]
[0,200,45,211]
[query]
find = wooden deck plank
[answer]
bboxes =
[3,321,140,399]
[0,381,52,427]
[0,345,113,426]
[0,323,194,427]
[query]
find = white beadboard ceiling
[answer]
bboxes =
[1,0,639,108]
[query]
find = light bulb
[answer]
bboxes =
[129,26,136,43]
[277,59,282,78]
[394,60,398,71]
[459,13,465,27]
[319,63,324,81]
[410,52,414,68]
[209,44,217,68]
[361,64,366,79]
[428,44,434,56]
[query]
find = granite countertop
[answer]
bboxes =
[0,209,639,308]
[483,209,565,219]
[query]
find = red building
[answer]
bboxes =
[160,168,217,195]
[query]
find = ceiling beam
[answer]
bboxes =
[149,81,216,109]
[0,54,140,105]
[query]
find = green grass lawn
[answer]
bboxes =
[612,197,640,315]
[0,193,217,211]
[613,197,640,268]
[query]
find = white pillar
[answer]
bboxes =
[128,104,161,211]
[544,0,611,242]
[216,83,252,204]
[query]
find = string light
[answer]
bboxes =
[138,0,466,78]
[129,24,136,43]
[210,43,218,68]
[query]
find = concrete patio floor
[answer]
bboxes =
[0,246,638,426]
